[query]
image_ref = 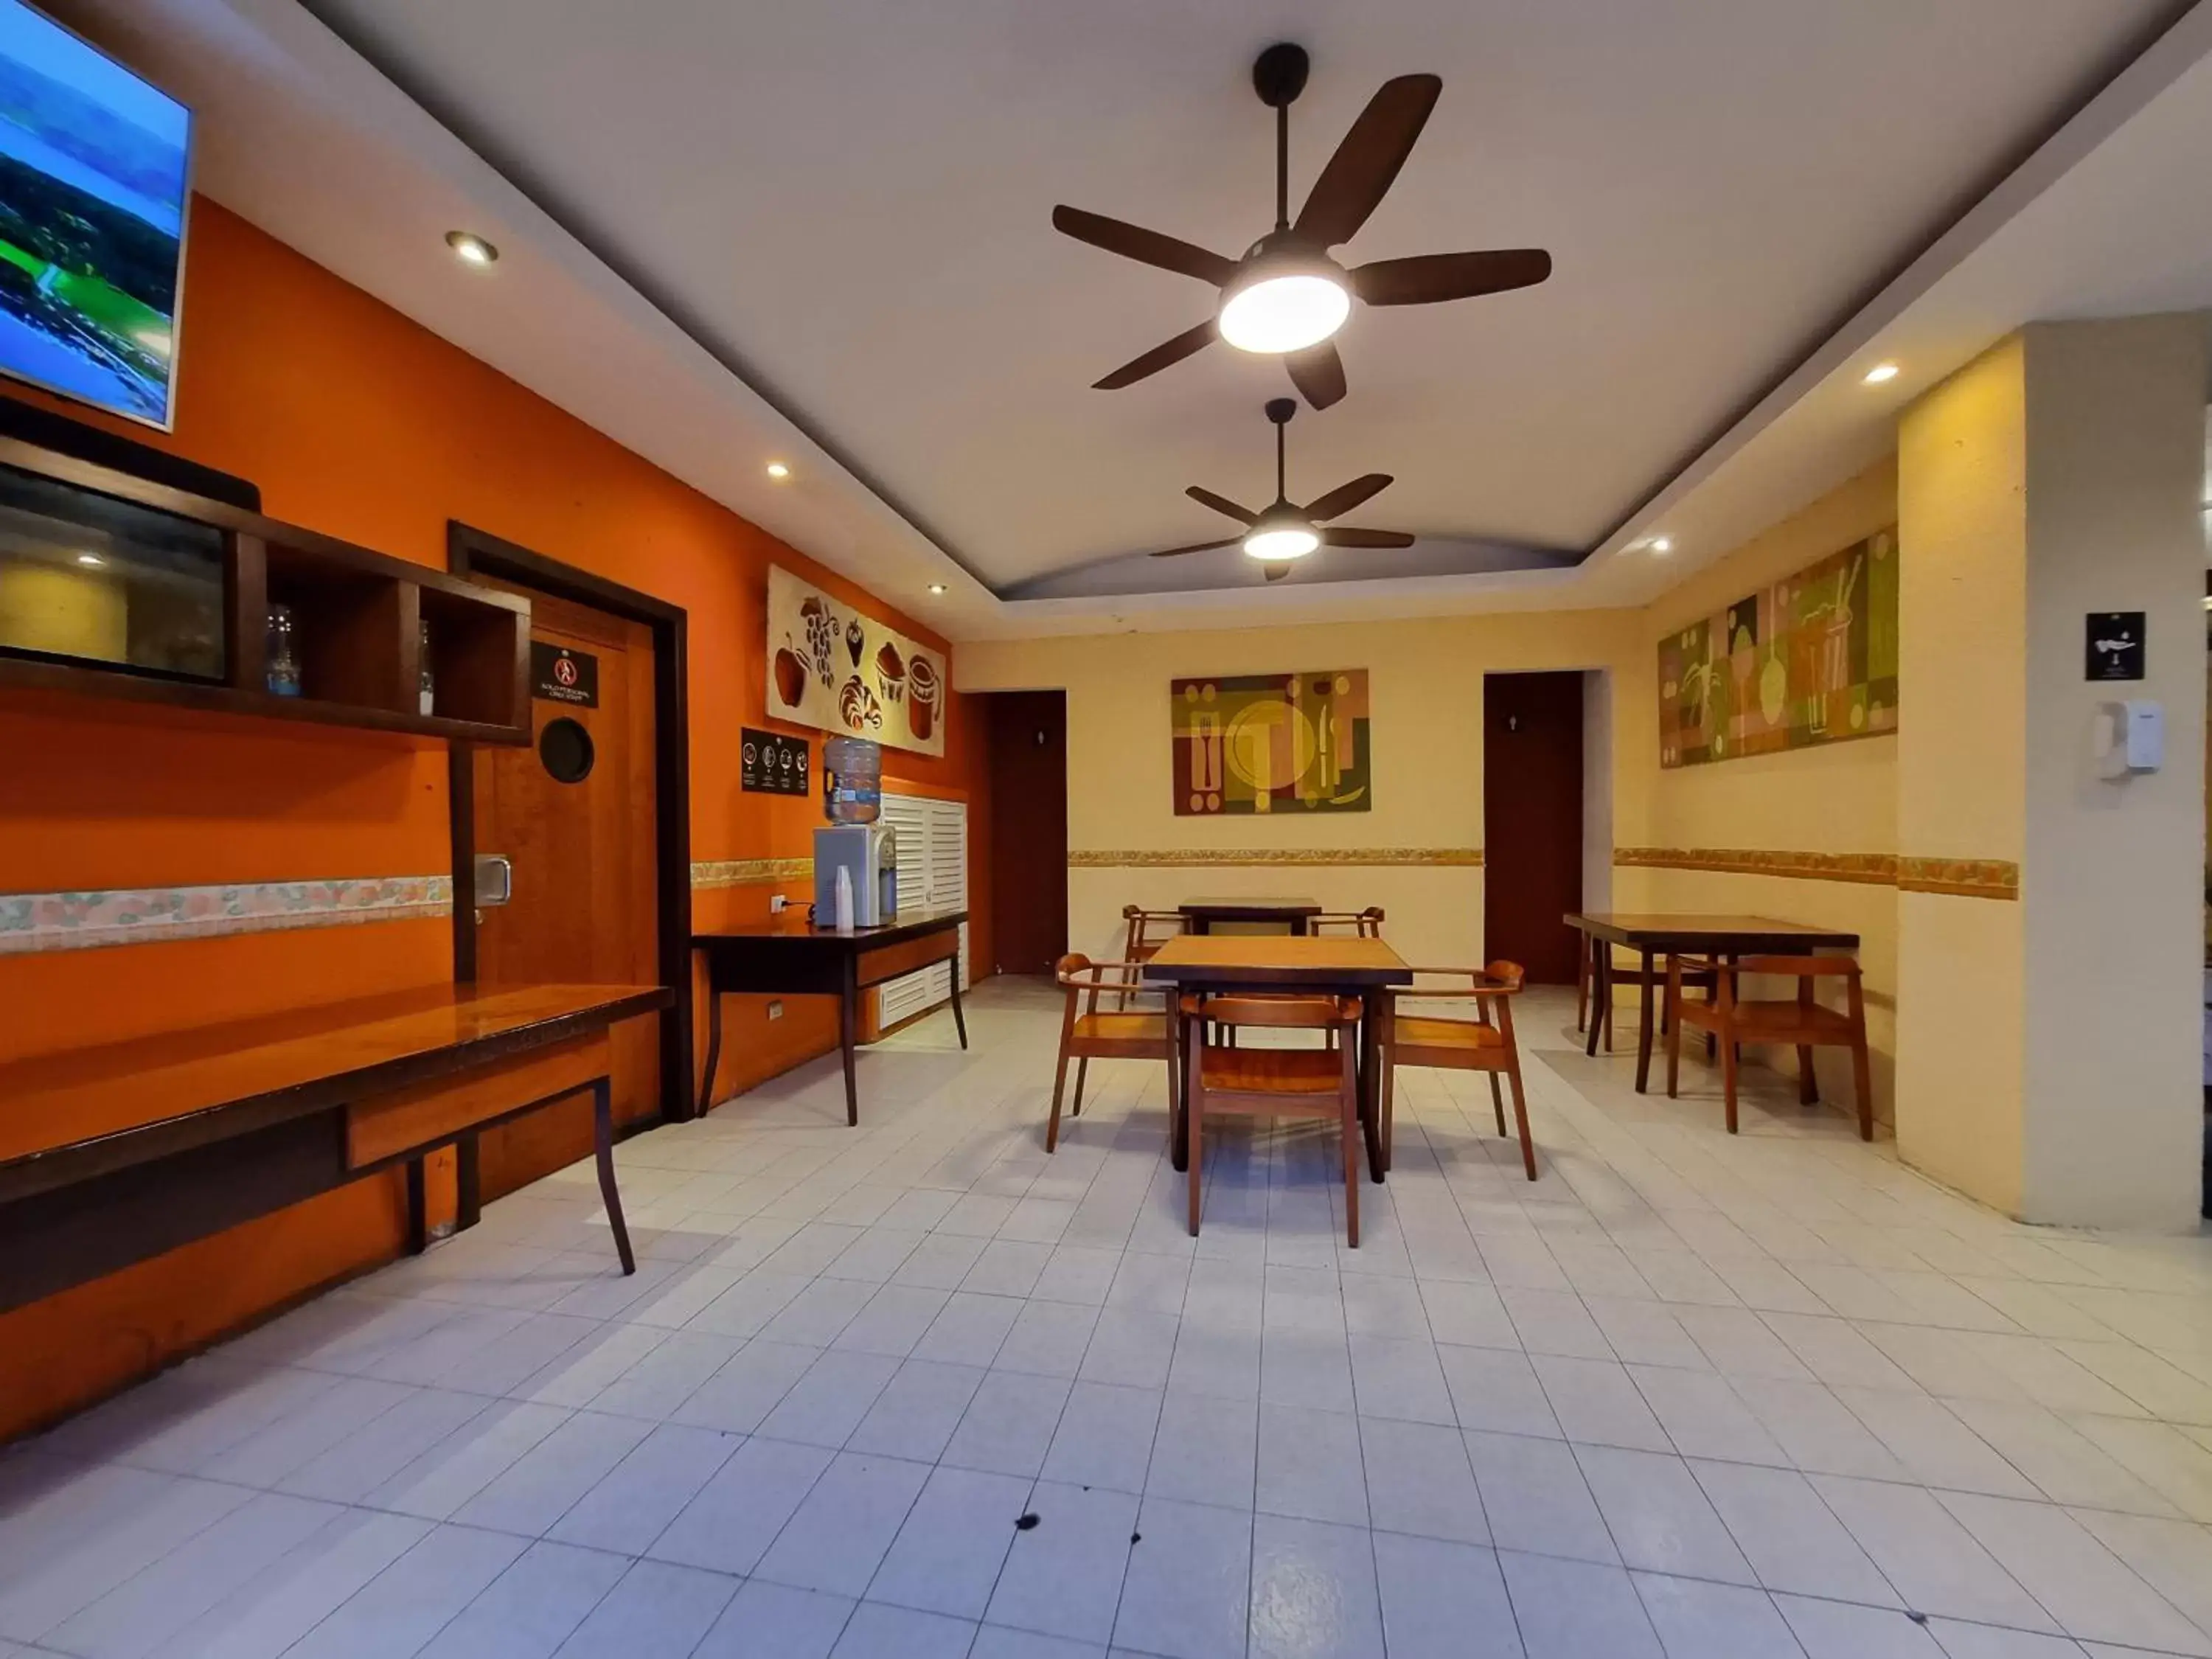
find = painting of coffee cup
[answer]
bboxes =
[907,653,939,741]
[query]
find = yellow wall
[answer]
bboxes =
[1620,462,1902,1120]
[959,611,1637,973]
[1895,338,2032,1210]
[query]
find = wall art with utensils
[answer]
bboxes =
[1170,669,1371,815]
[765,564,946,756]
[1658,528,1899,769]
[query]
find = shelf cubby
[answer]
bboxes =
[0,434,531,745]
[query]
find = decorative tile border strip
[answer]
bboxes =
[1896,857,2020,900]
[1615,847,1896,886]
[1068,848,1484,869]
[0,876,452,955]
[1618,846,2019,901]
[692,857,813,889]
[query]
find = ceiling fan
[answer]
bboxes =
[1151,397,1416,580]
[1053,42,1551,410]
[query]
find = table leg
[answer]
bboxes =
[403,1157,428,1256]
[591,1077,636,1275]
[947,950,969,1050]
[1292,915,1310,937]
[1634,948,1657,1094]
[456,1132,481,1232]
[838,959,860,1127]
[699,981,724,1114]
[1360,988,1386,1183]
[1583,934,1607,1057]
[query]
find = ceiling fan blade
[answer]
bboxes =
[1323,527,1416,549]
[1186,485,1257,524]
[1285,341,1347,410]
[1262,563,1293,582]
[1350,248,1552,307]
[1293,74,1442,247]
[1052,206,1239,285]
[1150,538,1242,559]
[1302,472,1393,523]
[1093,319,1218,390]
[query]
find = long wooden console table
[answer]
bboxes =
[694,907,968,1124]
[0,982,671,1314]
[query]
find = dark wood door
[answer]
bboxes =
[1484,671,1584,984]
[470,588,659,1200]
[986,690,1068,976]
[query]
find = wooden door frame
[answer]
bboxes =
[447,523,695,1123]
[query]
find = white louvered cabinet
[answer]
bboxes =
[874,791,970,1032]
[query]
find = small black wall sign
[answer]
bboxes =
[741,727,810,796]
[531,642,599,706]
[2085,613,2146,682]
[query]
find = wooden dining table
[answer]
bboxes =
[1144,933,1413,1178]
[1566,912,1862,1094]
[1178,897,1324,935]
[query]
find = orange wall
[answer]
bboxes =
[0,200,989,1436]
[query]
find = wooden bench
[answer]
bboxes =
[0,982,671,1315]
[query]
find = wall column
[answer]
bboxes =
[1896,316,2206,1228]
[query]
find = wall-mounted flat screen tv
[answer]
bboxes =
[0,1,189,429]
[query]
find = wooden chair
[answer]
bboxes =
[1116,905,1186,1009]
[1048,953,1178,1153]
[1182,992,1363,1245]
[1310,907,1386,938]
[1666,953,1871,1139]
[1379,961,1537,1181]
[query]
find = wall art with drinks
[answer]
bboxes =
[1658,527,1899,769]
[765,564,946,757]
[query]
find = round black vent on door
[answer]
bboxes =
[538,717,596,784]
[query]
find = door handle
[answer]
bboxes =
[473,853,513,908]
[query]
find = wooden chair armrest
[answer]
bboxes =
[1055,960,1152,990]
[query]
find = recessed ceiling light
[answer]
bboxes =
[445,230,498,266]
[74,552,103,567]
[1862,362,1900,385]
[926,582,947,595]
[1649,537,1673,554]
[765,462,790,479]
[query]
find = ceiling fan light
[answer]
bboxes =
[1243,524,1319,561]
[1219,268,1349,355]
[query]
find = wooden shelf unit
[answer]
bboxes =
[0,434,530,745]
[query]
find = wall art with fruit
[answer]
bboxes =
[765,563,947,756]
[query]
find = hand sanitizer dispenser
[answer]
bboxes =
[2095,699,2163,779]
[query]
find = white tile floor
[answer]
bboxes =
[6,978,2212,1658]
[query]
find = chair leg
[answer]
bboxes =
[1506,1055,1537,1181]
[1602,983,1614,1052]
[1487,1072,1506,1137]
[1720,1032,1741,1134]
[1576,949,1589,1033]
[1666,1012,1682,1099]
[1795,1046,1818,1107]
[1851,1034,1874,1141]
[1380,1052,1398,1167]
[1186,1044,1204,1238]
[1046,1046,1071,1153]
[1071,1057,1089,1118]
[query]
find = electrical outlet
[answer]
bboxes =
[768,894,788,914]
[767,999,784,1020]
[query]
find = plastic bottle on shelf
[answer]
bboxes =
[265,605,302,697]
[821,736,883,824]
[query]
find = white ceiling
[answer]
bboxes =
[49,0,2212,637]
